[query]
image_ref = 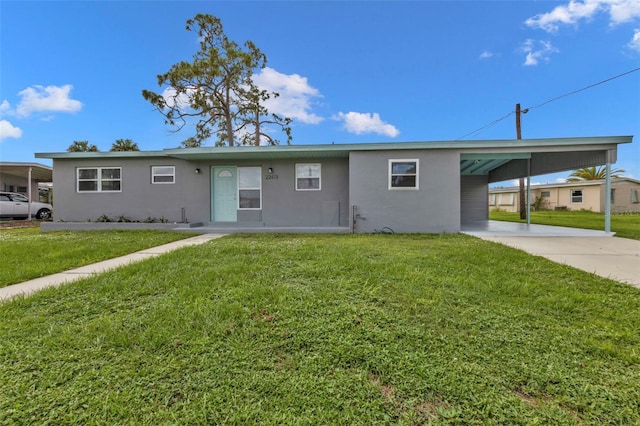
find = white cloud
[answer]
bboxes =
[0,100,10,115]
[605,0,640,24]
[0,120,22,140]
[253,67,324,124]
[521,39,558,66]
[526,1,640,52]
[525,0,601,32]
[628,28,640,51]
[333,112,400,137]
[159,68,325,125]
[16,84,82,117]
[479,51,494,59]
[526,0,640,31]
[160,86,194,109]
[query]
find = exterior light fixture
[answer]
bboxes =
[194,168,201,174]
[268,167,273,174]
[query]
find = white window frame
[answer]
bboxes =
[151,166,175,184]
[570,189,583,204]
[295,163,321,191]
[238,167,262,210]
[540,191,551,198]
[77,167,122,193]
[498,193,515,206]
[389,159,419,190]
[489,194,496,206]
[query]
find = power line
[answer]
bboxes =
[456,110,514,140]
[525,66,640,111]
[457,66,640,140]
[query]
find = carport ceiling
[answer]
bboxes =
[0,163,53,182]
[459,153,530,176]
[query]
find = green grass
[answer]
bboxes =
[1,234,638,424]
[490,210,640,240]
[0,229,195,288]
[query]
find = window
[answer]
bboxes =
[489,194,496,206]
[389,160,418,189]
[238,167,261,209]
[17,186,27,193]
[498,193,515,206]
[296,163,321,190]
[631,189,639,204]
[571,189,583,204]
[151,166,175,184]
[541,191,550,198]
[77,167,121,192]
[610,189,615,203]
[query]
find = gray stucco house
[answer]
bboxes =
[35,135,632,233]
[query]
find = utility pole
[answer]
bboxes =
[516,103,527,220]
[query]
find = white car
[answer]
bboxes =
[0,192,53,220]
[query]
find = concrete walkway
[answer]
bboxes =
[463,222,640,289]
[0,234,226,301]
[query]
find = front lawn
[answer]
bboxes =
[1,234,638,424]
[0,228,195,288]
[490,210,640,240]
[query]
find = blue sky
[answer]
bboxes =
[1,0,639,185]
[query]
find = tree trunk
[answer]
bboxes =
[225,85,234,147]
[254,109,260,146]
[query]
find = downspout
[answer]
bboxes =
[605,151,612,233]
[27,166,33,221]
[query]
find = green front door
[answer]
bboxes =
[212,166,237,222]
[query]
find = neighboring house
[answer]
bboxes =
[35,135,632,233]
[0,162,53,203]
[489,178,640,213]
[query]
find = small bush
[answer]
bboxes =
[96,214,112,222]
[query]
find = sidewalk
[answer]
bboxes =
[0,234,226,301]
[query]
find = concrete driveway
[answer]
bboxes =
[464,222,640,289]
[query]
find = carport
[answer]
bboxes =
[0,162,53,220]
[458,136,631,233]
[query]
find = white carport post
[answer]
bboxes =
[27,166,33,221]
[526,158,531,226]
[604,151,612,233]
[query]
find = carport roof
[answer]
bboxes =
[0,162,53,182]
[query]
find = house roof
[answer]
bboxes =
[35,135,633,181]
[36,135,631,159]
[0,162,53,182]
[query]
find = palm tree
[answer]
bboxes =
[110,139,139,151]
[566,166,625,182]
[67,140,98,152]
